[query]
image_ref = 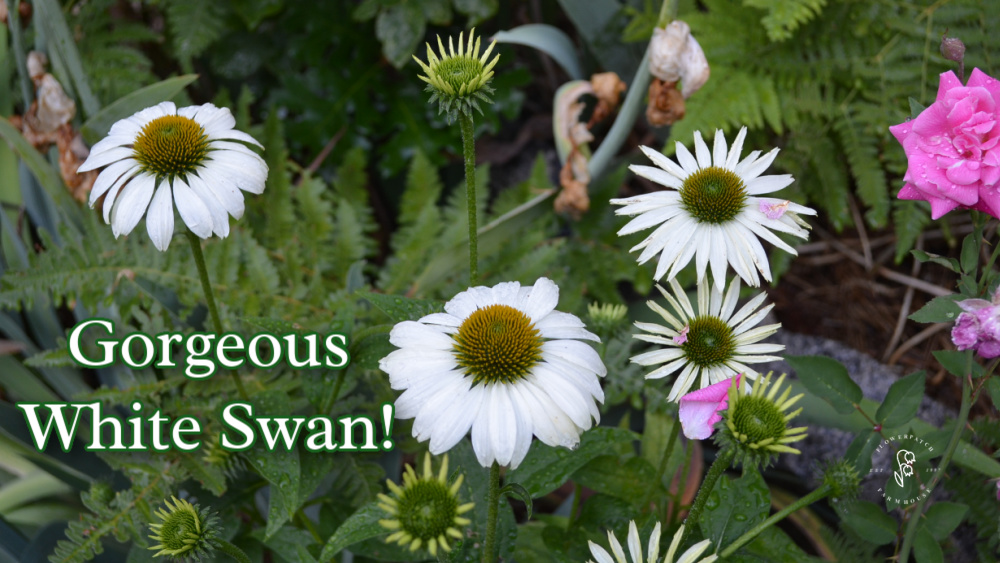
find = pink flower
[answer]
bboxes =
[678,374,741,440]
[952,289,1000,358]
[673,324,690,345]
[890,68,1000,219]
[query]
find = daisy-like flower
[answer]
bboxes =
[77,101,267,251]
[631,276,782,402]
[379,277,606,469]
[413,28,499,121]
[612,127,816,290]
[378,453,473,556]
[716,372,808,469]
[586,521,717,563]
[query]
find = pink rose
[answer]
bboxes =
[952,288,1000,358]
[678,374,741,440]
[890,68,1000,219]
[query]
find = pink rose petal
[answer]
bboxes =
[678,375,741,440]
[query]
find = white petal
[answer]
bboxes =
[171,179,213,238]
[206,128,262,147]
[588,542,616,563]
[523,278,559,321]
[110,174,156,237]
[640,145,690,179]
[145,184,175,251]
[739,147,780,181]
[428,384,482,454]
[194,166,246,219]
[712,129,728,167]
[675,140,698,172]
[726,127,747,170]
[186,172,231,237]
[693,131,711,169]
[388,321,454,350]
[745,174,794,195]
[542,340,606,376]
[630,164,684,189]
[627,521,642,563]
[90,160,139,205]
[77,146,134,172]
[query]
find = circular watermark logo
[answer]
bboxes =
[869,434,939,509]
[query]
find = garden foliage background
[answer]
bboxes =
[2,0,1000,561]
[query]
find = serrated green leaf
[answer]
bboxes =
[786,355,862,414]
[844,430,880,475]
[80,75,198,144]
[350,326,393,371]
[909,294,962,324]
[932,350,982,378]
[923,501,968,541]
[699,467,770,550]
[837,500,896,545]
[318,502,387,562]
[22,348,75,369]
[360,292,444,323]
[507,427,637,497]
[875,371,925,427]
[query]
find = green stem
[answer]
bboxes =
[570,482,582,523]
[586,0,679,182]
[217,539,252,563]
[679,448,734,546]
[186,232,248,401]
[458,112,479,286]
[719,484,832,558]
[482,461,501,563]
[897,354,973,563]
[657,417,682,488]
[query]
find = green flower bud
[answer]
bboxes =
[715,372,808,469]
[413,28,499,122]
[378,453,474,557]
[148,496,220,561]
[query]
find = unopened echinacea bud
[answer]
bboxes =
[413,28,499,123]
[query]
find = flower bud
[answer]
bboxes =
[940,34,966,65]
[649,21,710,99]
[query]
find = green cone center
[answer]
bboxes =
[397,480,459,541]
[731,396,787,443]
[681,315,736,367]
[157,513,200,551]
[454,304,543,385]
[435,56,486,94]
[133,115,209,180]
[680,166,748,224]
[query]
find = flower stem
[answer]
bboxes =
[482,461,501,563]
[458,112,479,285]
[186,231,248,400]
[658,417,681,522]
[679,447,734,546]
[897,358,972,563]
[217,539,251,563]
[719,484,832,558]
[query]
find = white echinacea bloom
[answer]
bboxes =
[586,522,717,563]
[632,276,782,402]
[612,127,815,290]
[77,102,267,251]
[379,278,606,469]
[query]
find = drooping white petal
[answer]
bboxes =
[172,179,214,239]
[145,184,175,251]
[110,174,156,237]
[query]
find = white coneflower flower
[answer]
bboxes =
[612,127,815,290]
[632,276,782,402]
[379,277,606,469]
[586,521,717,563]
[77,101,267,251]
